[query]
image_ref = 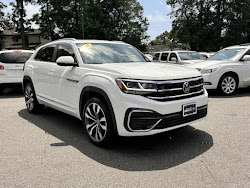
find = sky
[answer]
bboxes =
[2,0,172,41]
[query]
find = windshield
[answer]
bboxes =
[76,43,147,64]
[0,52,33,64]
[208,48,246,60]
[178,52,205,60]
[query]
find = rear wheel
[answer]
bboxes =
[24,82,43,113]
[218,74,238,95]
[83,97,114,147]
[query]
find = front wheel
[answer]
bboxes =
[82,97,114,147]
[218,74,238,95]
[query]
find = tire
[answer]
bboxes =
[218,74,238,96]
[82,97,114,147]
[24,82,43,113]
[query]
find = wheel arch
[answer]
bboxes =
[79,86,118,135]
[22,76,33,91]
[219,71,239,86]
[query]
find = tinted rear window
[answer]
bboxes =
[0,52,33,64]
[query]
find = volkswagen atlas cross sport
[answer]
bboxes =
[189,44,250,95]
[0,50,33,94]
[23,39,208,146]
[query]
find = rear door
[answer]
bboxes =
[160,53,169,62]
[33,45,57,99]
[153,53,160,62]
[0,51,32,79]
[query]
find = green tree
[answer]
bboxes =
[167,0,250,51]
[0,2,7,50]
[150,31,189,49]
[34,0,149,51]
[10,0,34,48]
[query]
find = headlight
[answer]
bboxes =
[116,79,157,95]
[201,67,219,74]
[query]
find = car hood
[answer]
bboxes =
[96,62,201,80]
[181,60,205,64]
[188,60,228,69]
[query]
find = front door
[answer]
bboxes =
[242,50,250,86]
[52,43,81,111]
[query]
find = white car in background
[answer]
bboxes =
[199,52,215,59]
[0,50,33,94]
[144,54,153,61]
[153,50,205,65]
[189,44,250,95]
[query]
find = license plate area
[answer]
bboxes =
[183,103,197,117]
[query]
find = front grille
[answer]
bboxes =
[124,105,207,131]
[155,106,207,129]
[144,76,204,101]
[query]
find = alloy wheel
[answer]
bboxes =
[221,76,236,94]
[84,103,107,142]
[25,84,34,111]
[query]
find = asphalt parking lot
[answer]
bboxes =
[0,87,250,188]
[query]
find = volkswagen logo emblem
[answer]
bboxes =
[183,82,190,93]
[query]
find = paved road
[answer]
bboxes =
[0,87,250,188]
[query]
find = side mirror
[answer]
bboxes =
[171,57,177,62]
[241,55,250,61]
[56,56,78,66]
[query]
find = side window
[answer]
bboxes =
[35,46,55,62]
[153,53,160,60]
[169,53,178,61]
[56,44,75,60]
[161,53,169,61]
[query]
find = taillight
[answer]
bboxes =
[0,65,4,70]
[23,65,25,71]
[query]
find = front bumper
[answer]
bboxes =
[111,89,208,137]
[124,105,207,132]
[202,73,220,90]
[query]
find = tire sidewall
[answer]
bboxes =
[82,97,114,147]
[24,82,40,113]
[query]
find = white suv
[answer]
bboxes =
[23,39,208,146]
[189,44,250,95]
[0,50,33,94]
[153,50,205,65]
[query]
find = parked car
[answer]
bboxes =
[189,44,250,95]
[23,39,208,146]
[199,52,215,59]
[0,50,33,94]
[153,50,205,65]
[144,54,153,61]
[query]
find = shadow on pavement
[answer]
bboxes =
[0,87,24,99]
[208,87,250,98]
[18,107,213,171]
